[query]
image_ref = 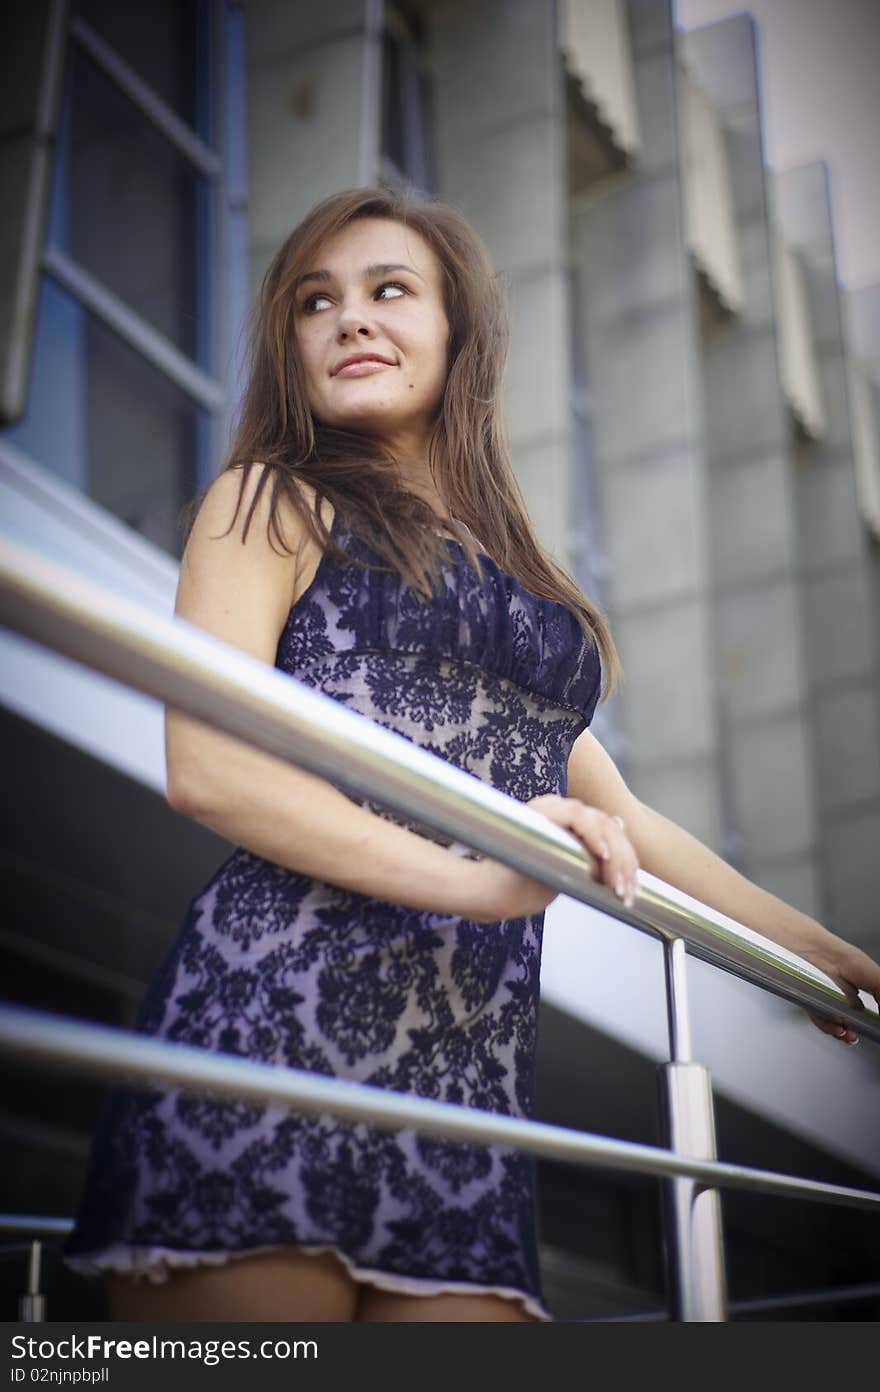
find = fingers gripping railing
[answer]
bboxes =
[1,538,879,1324]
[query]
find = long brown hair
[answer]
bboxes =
[208,186,619,700]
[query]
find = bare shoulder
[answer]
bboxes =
[177,463,333,659]
[191,462,323,541]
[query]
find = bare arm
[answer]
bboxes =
[167,468,626,925]
[566,729,880,1042]
[166,466,489,917]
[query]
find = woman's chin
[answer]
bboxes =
[318,408,427,453]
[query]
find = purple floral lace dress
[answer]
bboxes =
[64,509,602,1321]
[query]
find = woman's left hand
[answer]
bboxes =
[798,933,880,1045]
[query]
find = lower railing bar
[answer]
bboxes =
[2,539,878,1046]
[598,1280,880,1321]
[2,1003,879,1214]
[728,1281,880,1316]
[3,1218,875,1320]
[0,1216,73,1238]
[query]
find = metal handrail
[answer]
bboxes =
[2,534,879,1324]
[1,1005,879,1213]
[1,538,877,1043]
[601,1283,880,1320]
[0,1216,73,1239]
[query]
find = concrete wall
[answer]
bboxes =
[846,284,880,739]
[569,0,723,850]
[428,0,573,562]
[683,16,820,916]
[775,163,880,950]
[246,0,381,301]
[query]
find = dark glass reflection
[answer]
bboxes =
[54,44,203,361]
[4,276,201,558]
[380,25,434,194]
[74,0,204,132]
[381,31,406,174]
[84,312,200,555]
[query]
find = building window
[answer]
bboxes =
[17,275,204,554]
[380,4,434,194]
[1,1,247,559]
[53,39,206,363]
[74,0,203,129]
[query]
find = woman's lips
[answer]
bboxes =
[334,360,394,378]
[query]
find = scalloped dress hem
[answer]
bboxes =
[63,1242,553,1322]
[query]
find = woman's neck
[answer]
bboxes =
[394,468,450,523]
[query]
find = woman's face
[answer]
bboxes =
[293,217,450,461]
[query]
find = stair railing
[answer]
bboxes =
[1,537,877,1323]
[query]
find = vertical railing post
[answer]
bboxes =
[657,937,728,1320]
[19,1239,46,1322]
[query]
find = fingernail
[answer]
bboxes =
[615,874,625,898]
[848,1036,860,1046]
[601,843,610,861]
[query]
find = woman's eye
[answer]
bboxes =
[302,293,332,314]
[300,282,406,314]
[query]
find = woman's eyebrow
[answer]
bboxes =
[294,261,424,291]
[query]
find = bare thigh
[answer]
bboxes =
[107,1248,358,1322]
[356,1286,540,1323]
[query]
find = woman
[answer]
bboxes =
[64,187,879,1323]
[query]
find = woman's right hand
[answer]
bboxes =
[462,794,640,924]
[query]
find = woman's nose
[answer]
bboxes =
[336,301,375,341]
